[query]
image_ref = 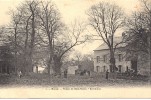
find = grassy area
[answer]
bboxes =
[0,72,150,87]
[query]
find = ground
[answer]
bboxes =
[0,72,150,87]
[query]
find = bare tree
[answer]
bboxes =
[74,51,83,66]
[33,1,88,75]
[125,0,151,81]
[37,1,63,74]
[51,21,88,75]
[6,0,40,74]
[2,0,88,76]
[124,12,149,58]
[87,2,125,72]
[141,0,151,82]
[7,6,26,73]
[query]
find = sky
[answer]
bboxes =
[0,0,140,55]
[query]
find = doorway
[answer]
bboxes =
[96,66,100,72]
[109,65,113,72]
[118,65,122,73]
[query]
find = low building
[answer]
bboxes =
[33,65,45,73]
[67,66,79,74]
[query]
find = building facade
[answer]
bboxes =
[94,48,131,73]
[93,37,138,73]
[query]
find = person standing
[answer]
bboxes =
[87,71,90,76]
[106,69,109,80]
[64,69,68,78]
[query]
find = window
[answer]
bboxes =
[103,55,107,62]
[126,66,129,72]
[118,54,122,62]
[96,56,100,63]
[103,66,106,72]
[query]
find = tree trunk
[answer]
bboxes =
[47,57,51,75]
[28,5,36,73]
[47,42,53,75]
[110,49,116,73]
[22,55,27,74]
[14,27,17,74]
[53,55,62,76]
[53,63,61,76]
[149,26,151,83]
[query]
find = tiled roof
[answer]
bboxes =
[94,37,127,51]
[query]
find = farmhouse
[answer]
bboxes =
[93,37,150,76]
[94,37,137,72]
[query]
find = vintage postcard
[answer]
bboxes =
[0,0,151,98]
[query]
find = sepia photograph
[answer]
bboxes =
[0,0,151,98]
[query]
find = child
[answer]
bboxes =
[18,71,23,78]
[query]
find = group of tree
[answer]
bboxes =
[0,0,88,75]
[124,0,151,60]
[71,52,94,71]
[1,0,151,75]
[87,0,151,73]
[87,2,125,72]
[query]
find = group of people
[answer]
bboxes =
[125,69,137,76]
[105,69,117,80]
[105,68,140,80]
[16,69,110,80]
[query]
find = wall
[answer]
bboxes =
[94,48,131,73]
[67,66,79,74]
[94,49,151,76]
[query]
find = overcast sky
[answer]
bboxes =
[0,0,140,55]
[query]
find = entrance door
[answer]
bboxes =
[103,66,106,72]
[96,66,100,72]
[118,65,122,73]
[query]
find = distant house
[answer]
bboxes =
[93,37,150,76]
[63,59,94,75]
[67,66,79,74]
[33,65,45,73]
[93,37,141,74]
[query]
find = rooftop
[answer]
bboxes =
[94,37,127,51]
